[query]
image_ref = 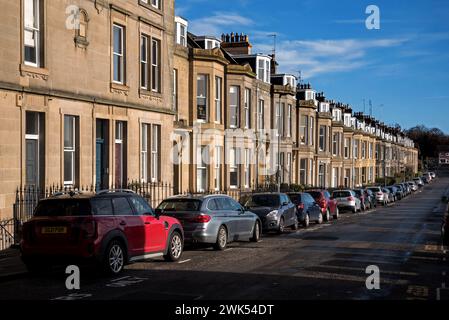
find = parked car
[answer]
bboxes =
[408,181,418,192]
[413,177,424,187]
[353,189,369,211]
[421,176,430,184]
[21,190,184,275]
[386,186,399,201]
[332,190,361,213]
[395,184,405,199]
[367,186,387,206]
[287,192,323,227]
[307,190,339,221]
[364,189,377,209]
[443,211,449,246]
[430,172,436,179]
[157,195,261,251]
[240,193,298,234]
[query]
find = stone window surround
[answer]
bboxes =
[138,0,163,15]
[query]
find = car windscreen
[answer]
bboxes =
[332,191,351,198]
[34,199,92,217]
[353,190,362,196]
[245,195,280,208]
[157,199,202,212]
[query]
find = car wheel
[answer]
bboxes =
[250,221,261,242]
[303,214,310,228]
[352,206,357,214]
[214,226,228,251]
[104,240,125,275]
[317,213,323,225]
[291,217,299,230]
[277,217,286,234]
[333,207,339,220]
[324,209,330,222]
[164,231,183,262]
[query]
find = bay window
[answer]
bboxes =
[229,86,240,128]
[197,74,208,121]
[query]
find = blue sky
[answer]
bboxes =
[176,0,449,133]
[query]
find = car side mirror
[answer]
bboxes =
[154,208,162,218]
[283,202,289,206]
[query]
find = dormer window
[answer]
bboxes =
[284,75,296,88]
[205,39,220,49]
[257,56,271,83]
[319,102,329,113]
[175,17,188,47]
[332,109,342,122]
[344,114,351,127]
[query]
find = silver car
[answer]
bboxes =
[367,186,387,205]
[156,195,261,250]
[332,190,361,213]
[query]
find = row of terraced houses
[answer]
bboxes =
[0,0,418,220]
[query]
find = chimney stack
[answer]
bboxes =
[221,32,253,55]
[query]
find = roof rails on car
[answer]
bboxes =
[96,189,136,195]
[51,190,83,198]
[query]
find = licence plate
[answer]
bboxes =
[41,227,67,234]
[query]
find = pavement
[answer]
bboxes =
[0,173,448,300]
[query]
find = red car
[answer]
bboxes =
[21,190,184,275]
[307,190,339,221]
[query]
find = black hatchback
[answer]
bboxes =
[287,193,323,227]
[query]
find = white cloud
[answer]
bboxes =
[189,12,254,37]
[253,38,408,78]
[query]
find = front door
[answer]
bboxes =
[96,119,109,190]
[25,139,38,187]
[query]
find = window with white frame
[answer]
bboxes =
[173,69,178,112]
[256,57,271,83]
[215,76,222,123]
[299,159,307,185]
[175,17,188,46]
[214,146,222,191]
[24,0,43,67]
[141,124,149,183]
[319,126,326,151]
[369,143,373,159]
[151,39,160,92]
[287,104,292,137]
[197,74,208,121]
[229,148,239,188]
[332,133,338,156]
[197,145,208,192]
[113,24,125,84]
[140,35,149,89]
[64,115,78,186]
[344,138,350,159]
[151,125,160,182]
[229,86,240,128]
[280,103,285,137]
[286,153,292,185]
[244,149,251,188]
[362,141,366,159]
[244,88,251,129]
[354,139,359,159]
[309,116,314,146]
[300,115,308,145]
[275,103,281,135]
[257,99,264,130]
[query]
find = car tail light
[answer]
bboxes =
[193,214,211,223]
[297,203,304,210]
[81,219,97,239]
[319,199,326,206]
[377,192,383,196]
[347,197,355,201]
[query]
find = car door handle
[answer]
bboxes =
[145,222,151,225]
[120,221,127,226]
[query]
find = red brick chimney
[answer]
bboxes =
[220,32,252,55]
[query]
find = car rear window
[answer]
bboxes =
[34,199,92,217]
[308,191,322,199]
[333,191,351,198]
[353,190,362,196]
[245,195,280,207]
[157,199,202,212]
[288,194,302,204]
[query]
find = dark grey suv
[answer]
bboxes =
[156,195,261,251]
[240,193,298,233]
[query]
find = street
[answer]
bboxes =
[0,177,448,301]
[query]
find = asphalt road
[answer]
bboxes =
[0,175,448,301]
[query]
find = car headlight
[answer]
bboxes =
[267,210,278,218]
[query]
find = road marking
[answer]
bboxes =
[111,276,130,282]
[178,259,191,264]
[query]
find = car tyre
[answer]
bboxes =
[317,213,323,225]
[214,226,228,251]
[164,231,183,262]
[104,240,126,275]
[303,214,310,228]
[250,221,261,242]
[324,209,330,222]
[291,217,299,230]
[333,207,339,220]
[277,217,285,234]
